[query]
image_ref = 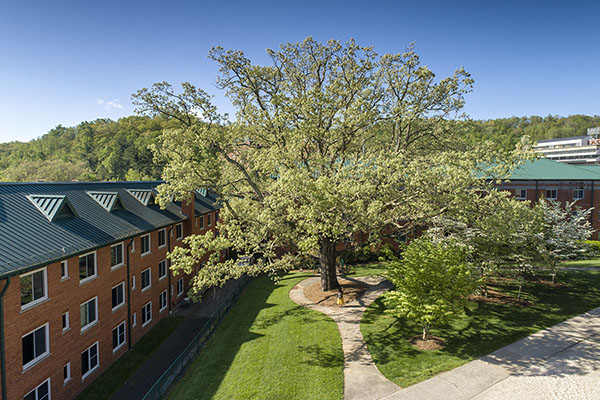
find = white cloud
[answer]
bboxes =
[96,98,124,111]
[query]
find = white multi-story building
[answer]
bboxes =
[535,128,600,164]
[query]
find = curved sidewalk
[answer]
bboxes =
[289,276,400,400]
[291,276,600,400]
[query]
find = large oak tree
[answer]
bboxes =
[133,38,527,292]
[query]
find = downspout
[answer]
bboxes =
[0,277,11,400]
[126,239,133,350]
[167,226,173,313]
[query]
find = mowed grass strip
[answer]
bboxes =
[168,273,344,400]
[361,266,600,388]
[77,316,184,400]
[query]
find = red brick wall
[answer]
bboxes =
[500,180,599,240]
[0,218,207,399]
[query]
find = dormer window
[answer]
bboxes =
[86,191,124,212]
[126,189,155,206]
[26,194,77,221]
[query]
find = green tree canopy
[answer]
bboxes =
[383,237,478,341]
[133,37,530,292]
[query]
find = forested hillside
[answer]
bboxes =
[461,114,600,151]
[0,116,178,182]
[1,114,599,182]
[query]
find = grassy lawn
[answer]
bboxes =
[77,316,184,400]
[345,261,388,278]
[168,273,344,400]
[361,262,600,388]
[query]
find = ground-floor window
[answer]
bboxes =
[112,322,126,351]
[24,378,50,400]
[142,302,152,327]
[81,342,99,379]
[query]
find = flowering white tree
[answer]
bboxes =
[539,200,593,282]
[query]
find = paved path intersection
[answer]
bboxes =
[290,275,600,400]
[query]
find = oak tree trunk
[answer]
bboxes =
[319,238,340,291]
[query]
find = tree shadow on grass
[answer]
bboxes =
[171,276,277,400]
[298,344,344,368]
[253,305,326,330]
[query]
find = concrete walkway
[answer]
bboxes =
[382,306,600,400]
[289,276,401,400]
[291,276,600,400]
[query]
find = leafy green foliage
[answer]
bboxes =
[363,268,600,387]
[0,116,173,181]
[383,238,478,339]
[460,114,600,151]
[133,37,534,292]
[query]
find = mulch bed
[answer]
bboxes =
[303,278,369,307]
[408,335,445,351]
[469,288,532,307]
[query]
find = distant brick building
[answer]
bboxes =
[498,158,600,239]
[0,181,220,400]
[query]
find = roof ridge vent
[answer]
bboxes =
[126,189,155,206]
[86,191,124,212]
[26,194,78,221]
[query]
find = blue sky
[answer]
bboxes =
[1,0,599,143]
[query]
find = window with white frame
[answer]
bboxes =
[199,215,204,229]
[573,189,584,200]
[158,229,166,248]
[141,268,151,291]
[111,243,124,269]
[207,213,212,227]
[131,275,136,290]
[158,260,167,280]
[60,261,68,280]
[132,312,137,327]
[515,189,527,200]
[62,312,70,332]
[131,240,135,253]
[24,378,50,400]
[112,321,126,352]
[22,324,49,369]
[81,342,99,379]
[20,268,47,309]
[64,362,71,383]
[176,223,183,240]
[80,297,98,331]
[79,252,97,283]
[177,278,184,296]
[112,282,125,310]
[142,302,152,326]
[546,189,557,200]
[141,234,151,255]
[159,290,167,311]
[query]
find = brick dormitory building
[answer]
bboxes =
[0,181,220,400]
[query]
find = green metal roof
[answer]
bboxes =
[0,181,188,278]
[508,158,600,180]
[571,165,600,174]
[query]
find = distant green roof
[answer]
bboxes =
[572,165,600,174]
[508,158,600,180]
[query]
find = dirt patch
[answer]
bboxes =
[409,335,445,351]
[303,279,369,307]
[527,277,568,289]
[469,288,532,307]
